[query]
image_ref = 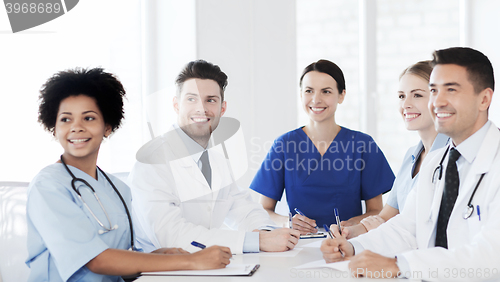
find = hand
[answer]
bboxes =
[292,214,317,235]
[348,250,399,278]
[152,247,189,255]
[321,224,353,262]
[189,245,232,270]
[342,224,368,239]
[360,215,385,231]
[340,219,356,227]
[259,228,300,252]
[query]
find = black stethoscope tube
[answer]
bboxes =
[432,147,486,219]
[60,155,135,250]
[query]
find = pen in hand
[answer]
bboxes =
[191,241,233,263]
[323,224,334,239]
[334,208,342,236]
[191,241,206,249]
[323,224,345,258]
[294,208,318,230]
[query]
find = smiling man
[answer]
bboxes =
[128,60,300,255]
[320,47,500,281]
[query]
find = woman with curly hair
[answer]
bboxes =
[26,68,231,282]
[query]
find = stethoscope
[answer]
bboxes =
[432,147,486,219]
[60,155,135,250]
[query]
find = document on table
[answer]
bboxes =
[301,239,325,248]
[142,264,260,276]
[293,259,350,272]
[243,248,303,257]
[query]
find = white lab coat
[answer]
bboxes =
[128,126,275,254]
[351,121,500,281]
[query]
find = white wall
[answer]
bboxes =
[1,0,499,184]
[296,0,500,176]
[195,0,297,189]
[471,0,500,125]
[0,0,144,181]
[141,0,197,139]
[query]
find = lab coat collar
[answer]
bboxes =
[468,121,499,175]
[173,123,206,165]
[454,121,499,204]
[166,125,223,196]
[425,121,499,245]
[453,120,491,167]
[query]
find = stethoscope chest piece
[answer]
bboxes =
[463,204,474,219]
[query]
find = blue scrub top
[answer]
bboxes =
[250,127,395,226]
[386,133,449,212]
[26,164,135,282]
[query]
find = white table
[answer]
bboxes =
[135,238,422,282]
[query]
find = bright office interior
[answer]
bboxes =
[1,1,500,281]
[1,0,499,192]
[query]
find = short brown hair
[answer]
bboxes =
[175,60,228,101]
[431,47,494,93]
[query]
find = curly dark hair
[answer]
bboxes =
[38,67,126,134]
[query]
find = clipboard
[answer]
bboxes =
[141,264,260,276]
[300,232,327,239]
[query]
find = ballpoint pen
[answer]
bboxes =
[323,224,344,257]
[191,241,206,249]
[192,241,234,260]
[294,208,306,217]
[323,224,334,239]
[294,208,318,229]
[334,208,342,235]
[289,212,293,229]
[477,205,481,221]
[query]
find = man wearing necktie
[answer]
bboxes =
[129,60,300,255]
[320,47,500,281]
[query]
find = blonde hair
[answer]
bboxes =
[399,60,433,82]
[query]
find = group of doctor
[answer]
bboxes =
[24,46,499,281]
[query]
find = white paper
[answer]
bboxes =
[243,248,302,257]
[142,263,258,276]
[293,259,350,272]
[301,239,325,248]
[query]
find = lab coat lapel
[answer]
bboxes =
[165,126,212,202]
[453,123,499,218]
[208,148,230,205]
[422,122,500,248]
[420,148,447,247]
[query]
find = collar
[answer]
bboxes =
[453,120,491,164]
[411,133,449,164]
[430,133,450,152]
[173,123,206,164]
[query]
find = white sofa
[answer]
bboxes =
[0,182,30,282]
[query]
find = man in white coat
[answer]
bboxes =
[129,60,300,255]
[321,47,500,281]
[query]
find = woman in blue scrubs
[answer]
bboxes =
[250,60,395,234]
[343,61,448,239]
[26,68,231,282]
